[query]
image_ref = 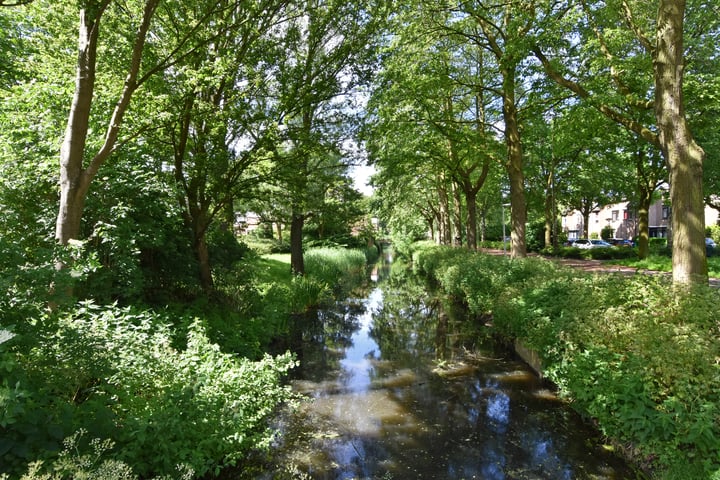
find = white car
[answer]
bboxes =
[571,239,612,249]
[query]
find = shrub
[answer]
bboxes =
[410,244,720,478]
[1,303,297,479]
[585,246,637,260]
[708,225,720,244]
[3,429,194,480]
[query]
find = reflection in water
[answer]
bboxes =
[260,254,636,479]
[484,381,510,432]
[338,288,382,394]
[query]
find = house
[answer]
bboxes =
[234,212,262,235]
[562,200,719,241]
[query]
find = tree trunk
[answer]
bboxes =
[195,233,213,291]
[544,185,553,249]
[276,222,283,243]
[56,0,158,244]
[637,190,651,260]
[582,205,591,239]
[438,180,452,245]
[452,182,463,247]
[654,0,707,284]
[544,166,556,249]
[480,206,486,244]
[503,71,527,258]
[56,5,104,244]
[290,211,305,275]
[466,189,478,251]
[222,198,234,231]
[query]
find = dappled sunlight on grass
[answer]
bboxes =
[609,254,672,271]
[609,255,720,277]
[255,254,291,284]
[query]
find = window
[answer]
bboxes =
[611,210,619,222]
[662,205,670,219]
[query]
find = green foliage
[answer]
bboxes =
[708,225,720,245]
[305,247,367,292]
[247,248,370,316]
[411,244,720,478]
[412,244,563,317]
[288,276,332,313]
[0,303,297,479]
[208,228,250,268]
[524,220,547,252]
[77,161,200,304]
[244,236,292,256]
[550,246,638,261]
[601,225,615,240]
[4,429,195,480]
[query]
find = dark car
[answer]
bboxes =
[707,237,716,257]
[609,238,634,247]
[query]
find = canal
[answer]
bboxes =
[254,254,637,479]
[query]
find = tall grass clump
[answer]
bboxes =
[288,276,332,313]
[304,247,368,293]
[409,242,720,479]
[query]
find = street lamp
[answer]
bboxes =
[502,203,511,256]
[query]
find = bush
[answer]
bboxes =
[708,225,720,244]
[410,244,720,479]
[551,246,637,261]
[0,303,296,479]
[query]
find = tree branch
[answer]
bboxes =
[621,0,654,53]
[579,0,653,110]
[85,0,160,182]
[532,46,660,149]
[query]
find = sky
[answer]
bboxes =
[350,163,375,196]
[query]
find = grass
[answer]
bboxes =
[247,248,370,314]
[608,254,720,278]
[254,253,292,285]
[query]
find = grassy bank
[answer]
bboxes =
[0,246,374,479]
[607,254,720,279]
[409,243,720,480]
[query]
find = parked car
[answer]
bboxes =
[707,237,717,256]
[608,238,634,247]
[571,239,612,249]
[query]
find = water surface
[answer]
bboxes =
[260,258,635,479]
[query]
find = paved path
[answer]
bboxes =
[483,249,720,287]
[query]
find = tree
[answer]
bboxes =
[449,1,537,258]
[266,0,385,275]
[366,4,503,250]
[533,0,714,284]
[654,0,707,283]
[50,0,267,251]
[150,0,289,290]
[56,0,160,245]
